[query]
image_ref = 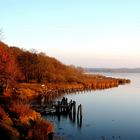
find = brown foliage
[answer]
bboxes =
[28,120,53,140]
[0,106,19,140]
[0,42,23,89]
[17,51,38,82]
[0,41,84,85]
[16,49,83,83]
[9,103,41,125]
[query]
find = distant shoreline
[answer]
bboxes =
[84,68,140,73]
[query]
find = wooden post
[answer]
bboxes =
[79,104,82,118]
[73,101,76,115]
[65,98,68,105]
[69,100,72,113]
[65,98,68,112]
[56,101,61,114]
[73,103,76,123]
[41,96,45,106]
[77,104,83,128]
[77,105,80,117]
[61,97,65,105]
[69,99,72,105]
[77,104,82,118]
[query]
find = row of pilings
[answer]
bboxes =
[56,97,83,129]
[33,97,83,128]
[55,97,82,118]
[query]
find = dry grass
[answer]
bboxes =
[9,103,41,125]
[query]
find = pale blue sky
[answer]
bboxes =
[0,0,140,67]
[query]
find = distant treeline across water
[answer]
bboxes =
[85,68,140,73]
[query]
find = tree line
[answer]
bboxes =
[0,41,84,90]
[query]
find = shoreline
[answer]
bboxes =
[15,76,131,100]
[1,75,131,140]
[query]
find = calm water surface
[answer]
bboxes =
[44,73,140,140]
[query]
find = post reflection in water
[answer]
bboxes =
[50,105,83,128]
[77,115,82,129]
[44,73,138,140]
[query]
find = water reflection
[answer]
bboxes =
[77,115,82,129]
[44,106,83,129]
[44,73,140,140]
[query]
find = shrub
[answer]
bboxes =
[0,106,18,140]
[9,103,41,125]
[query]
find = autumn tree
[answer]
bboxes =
[0,42,19,89]
[35,53,62,83]
[35,53,48,83]
[8,47,24,82]
[17,51,38,82]
[0,42,11,87]
[3,43,84,84]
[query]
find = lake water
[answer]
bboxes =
[44,73,140,140]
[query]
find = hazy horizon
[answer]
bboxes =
[1,0,140,68]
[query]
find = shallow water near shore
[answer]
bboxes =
[43,73,140,140]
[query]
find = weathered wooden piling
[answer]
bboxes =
[72,101,76,115]
[34,97,83,126]
[56,101,61,114]
[61,97,65,105]
[69,100,73,113]
[41,96,45,106]
[77,104,82,119]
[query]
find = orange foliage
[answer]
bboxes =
[9,103,41,125]
[0,106,19,139]
[0,42,23,88]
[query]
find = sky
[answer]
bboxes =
[0,0,140,68]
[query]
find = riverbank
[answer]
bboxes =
[0,74,130,140]
[0,93,54,140]
[0,41,131,140]
[14,74,131,100]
